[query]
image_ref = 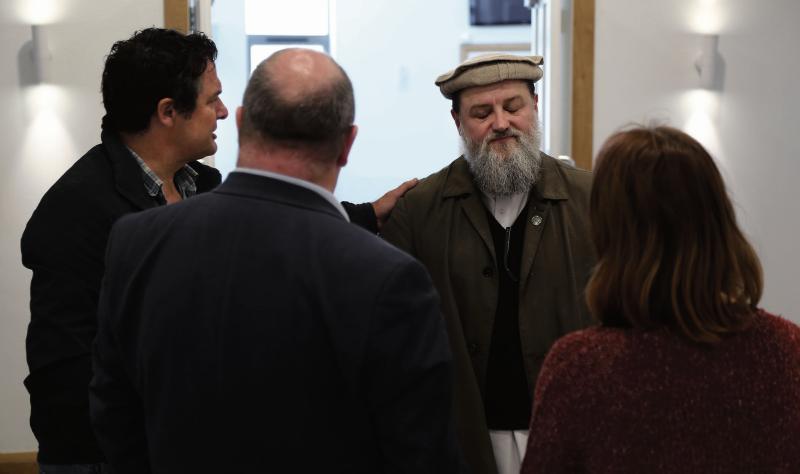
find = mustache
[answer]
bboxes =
[485,129,522,144]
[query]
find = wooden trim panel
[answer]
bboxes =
[0,452,37,474]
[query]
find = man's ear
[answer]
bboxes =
[236,106,243,130]
[336,125,358,168]
[156,98,177,127]
[533,93,539,113]
[451,109,461,131]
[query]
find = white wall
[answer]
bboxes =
[212,0,531,203]
[332,0,467,202]
[211,0,247,179]
[0,0,162,453]
[595,0,800,320]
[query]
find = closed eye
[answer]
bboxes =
[504,97,524,113]
[470,106,492,119]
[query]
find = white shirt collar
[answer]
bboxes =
[234,167,350,222]
[480,191,529,228]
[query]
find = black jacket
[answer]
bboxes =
[21,131,221,463]
[90,172,460,473]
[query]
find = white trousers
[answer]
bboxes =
[489,429,529,474]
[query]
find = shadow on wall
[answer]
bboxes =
[17,39,38,87]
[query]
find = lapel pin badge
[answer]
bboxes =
[531,215,543,226]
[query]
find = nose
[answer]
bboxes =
[491,109,510,133]
[217,100,229,120]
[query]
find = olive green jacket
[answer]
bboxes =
[381,154,596,474]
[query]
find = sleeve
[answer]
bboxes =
[520,336,588,474]
[21,184,112,369]
[365,258,462,473]
[89,221,151,474]
[376,195,415,256]
[342,201,378,234]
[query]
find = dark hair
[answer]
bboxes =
[101,28,218,133]
[451,81,536,113]
[239,50,354,156]
[586,126,762,344]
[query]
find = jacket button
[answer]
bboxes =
[482,266,493,277]
[468,343,479,355]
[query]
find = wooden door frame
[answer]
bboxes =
[571,0,595,170]
[164,0,189,33]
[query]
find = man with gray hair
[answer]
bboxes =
[381,54,595,474]
[90,48,460,473]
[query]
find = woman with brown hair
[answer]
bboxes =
[520,126,800,473]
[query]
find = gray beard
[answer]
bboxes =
[460,120,542,196]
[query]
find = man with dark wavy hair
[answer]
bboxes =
[21,27,226,472]
[21,27,227,473]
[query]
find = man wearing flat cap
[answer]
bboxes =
[381,54,595,474]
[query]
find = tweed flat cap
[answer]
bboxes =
[435,53,544,99]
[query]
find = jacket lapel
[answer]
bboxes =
[519,196,551,290]
[519,155,570,288]
[443,158,496,262]
[460,195,496,263]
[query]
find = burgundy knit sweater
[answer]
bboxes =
[521,310,800,473]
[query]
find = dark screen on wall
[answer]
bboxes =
[470,0,532,26]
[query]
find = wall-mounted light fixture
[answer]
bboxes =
[31,25,52,84]
[694,34,719,89]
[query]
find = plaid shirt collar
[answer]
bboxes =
[127,147,199,204]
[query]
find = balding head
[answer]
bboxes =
[239,49,355,157]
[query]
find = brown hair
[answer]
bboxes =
[586,126,762,343]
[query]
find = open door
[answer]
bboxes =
[530,0,594,170]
